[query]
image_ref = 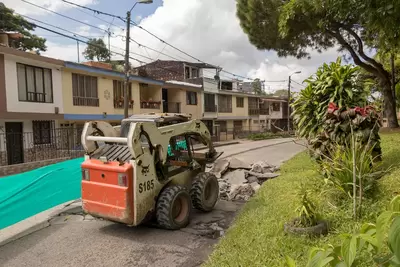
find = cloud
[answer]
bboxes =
[30,0,342,93]
[3,0,97,15]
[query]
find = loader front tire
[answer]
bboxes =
[156,185,191,230]
[190,172,219,212]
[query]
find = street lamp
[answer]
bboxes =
[287,71,301,132]
[124,0,153,118]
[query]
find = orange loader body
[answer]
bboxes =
[81,159,134,224]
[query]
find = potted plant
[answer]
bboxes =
[284,187,328,236]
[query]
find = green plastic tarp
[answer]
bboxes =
[0,142,187,230]
[0,158,84,230]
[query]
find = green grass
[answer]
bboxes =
[204,133,400,267]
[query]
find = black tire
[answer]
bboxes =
[190,172,219,212]
[156,185,191,230]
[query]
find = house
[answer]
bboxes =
[0,45,65,166]
[259,96,290,131]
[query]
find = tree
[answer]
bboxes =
[83,38,110,62]
[236,0,400,128]
[272,89,288,97]
[0,3,46,52]
[252,78,264,95]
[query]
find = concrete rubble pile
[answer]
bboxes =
[208,157,280,201]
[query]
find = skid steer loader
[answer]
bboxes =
[80,113,222,230]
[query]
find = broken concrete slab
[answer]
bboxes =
[246,176,259,184]
[246,171,280,179]
[228,157,251,170]
[223,169,247,185]
[250,161,276,174]
[229,184,255,201]
[210,159,230,178]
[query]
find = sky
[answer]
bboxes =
[4,0,343,92]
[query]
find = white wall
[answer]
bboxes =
[4,54,64,114]
[203,77,219,93]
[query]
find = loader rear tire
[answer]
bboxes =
[190,172,219,212]
[156,185,191,230]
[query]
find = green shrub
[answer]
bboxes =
[248,132,292,141]
[291,57,367,140]
[295,186,319,227]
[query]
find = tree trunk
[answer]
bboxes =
[381,80,399,128]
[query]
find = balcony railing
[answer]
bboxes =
[114,99,133,109]
[164,102,181,113]
[219,106,232,113]
[249,108,260,116]
[73,97,99,107]
[204,104,217,112]
[140,101,161,110]
[27,92,47,103]
[260,108,270,115]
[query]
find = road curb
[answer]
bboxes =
[220,138,297,159]
[194,141,240,151]
[0,200,78,247]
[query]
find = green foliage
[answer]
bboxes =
[0,3,46,52]
[321,141,383,198]
[286,196,400,267]
[83,38,111,62]
[295,187,319,227]
[252,78,264,95]
[292,58,367,140]
[236,0,400,128]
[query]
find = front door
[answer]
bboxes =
[162,88,168,112]
[5,122,24,165]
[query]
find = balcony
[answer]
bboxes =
[219,106,232,113]
[248,108,260,116]
[140,101,161,110]
[164,102,181,113]
[205,104,217,112]
[114,98,134,109]
[260,108,270,115]
[73,96,99,107]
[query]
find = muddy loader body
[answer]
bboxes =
[80,113,222,229]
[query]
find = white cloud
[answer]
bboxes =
[3,0,97,15]
[27,0,343,93]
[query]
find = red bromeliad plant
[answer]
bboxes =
[310,102,382,163]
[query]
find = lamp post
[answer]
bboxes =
[288,71,301,132]
[124,0,153,118]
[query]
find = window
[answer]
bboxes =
[191,68,199,78]
[72,73,99,107]
[186,91,197,105]
[113,80,132,108]
[253,120,259,124]
[218,95,232,113]
[217,121,227,132]
[236,97,244,108]
[204,93,216,112]
[33,120,53,145]
[272,102,281,111]
[17,63,53,103]
[185,66,191,79]
[234,120,243,131]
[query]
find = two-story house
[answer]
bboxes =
[259,96,290,131]
[0,45,65,165]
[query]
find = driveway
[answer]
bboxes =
[0,140,305,267]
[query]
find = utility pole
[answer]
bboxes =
[287,76,291,132]
[123,1,153,118]
[75,36,80,63]
[123,11,131,119]
[288,71,301,132]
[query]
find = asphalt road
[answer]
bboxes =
[0,140,305,267]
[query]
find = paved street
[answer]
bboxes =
[0,139,305,267]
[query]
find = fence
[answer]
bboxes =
[0,128,85,166]
[211,119,294,142]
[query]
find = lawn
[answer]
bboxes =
[204,133,400,267]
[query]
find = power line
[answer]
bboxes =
[21,0,112,34]
[59,0,260,81]
[291,79,306,88]
[61,0,124,21]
